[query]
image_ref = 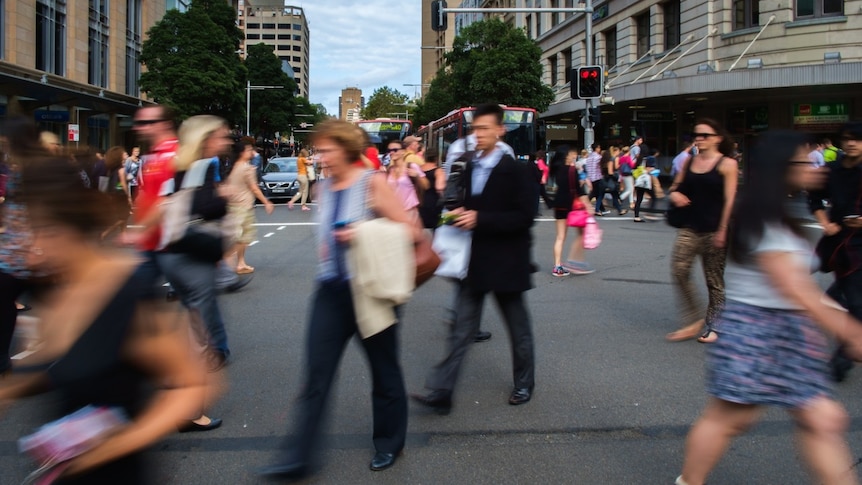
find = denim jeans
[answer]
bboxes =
[156,252,230,356]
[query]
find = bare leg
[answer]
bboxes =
[566,227,585,263]
[679,398,762,485]
[236,243,251,271]
[553,220,567,267]
[791,397,857,485]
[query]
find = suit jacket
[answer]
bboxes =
[464,153,538,293]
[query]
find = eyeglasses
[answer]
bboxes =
[387,148,401,153]
[133,119,164,126]
[691,132,718,139]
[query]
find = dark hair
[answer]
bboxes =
[694,118,734,156]
[1,116,45,159]
[840,121,862,139]
[729,130,808,264]
[424,146,439,163]
[104,146,125,171]
[473,103,504,125]
[591,143,601,151]
[548,145,572,185]
[535,149,546,161]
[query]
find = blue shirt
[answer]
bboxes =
[471,148,504,195]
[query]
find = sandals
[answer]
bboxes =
[666,321,704,342]
[237,266,255,275]
[697,330,719,344]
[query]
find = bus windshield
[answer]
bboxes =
[357,120,413,152]
[462,109,536,159]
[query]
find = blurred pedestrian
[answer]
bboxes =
[0,154,219,484]
[288,148,311,211]
[618,145,635,210]
[418,146,445,231]
[676,131,862,485]
[550,146,594,276]
[534,150,552,210]
[605,146,626,215]
[666,119,738,343]
[387,140,428,219]
[121,146,141,204]
[100,146,132,239]
[260,119,420,479]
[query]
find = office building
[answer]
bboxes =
[239,1,310,99]
[339,87,363,122]
[421,0,453,96]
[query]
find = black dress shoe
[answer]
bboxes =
[508,387,533,405]
[179,417,223,432]
[474,330,492,343]
[257,461,308,480]
[369,452,397,471]
[410,390,452,415]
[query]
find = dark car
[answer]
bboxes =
[259,157,300,199]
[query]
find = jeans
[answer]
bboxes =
[156,252,230,357]
[634,187,656,218]
[0,271,27,372]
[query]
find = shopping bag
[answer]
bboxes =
[432,223,472,280]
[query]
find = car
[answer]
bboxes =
[259,157,300,200]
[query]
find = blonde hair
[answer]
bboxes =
[310,119,365,162]
[621,145,630,154]
[610,146,620,157]
[299,149,309,158]
[175,115,227,171]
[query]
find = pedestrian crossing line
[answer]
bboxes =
[277,226,287,230]
[263,232,275,238]
[249,240,259,246]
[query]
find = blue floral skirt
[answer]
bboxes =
[706,300,833,408]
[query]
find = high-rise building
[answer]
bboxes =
[421,0,453,96]
[0,0,168,148]
[239,1,310,99]
[454,0,483,37]
[339,87,363,122]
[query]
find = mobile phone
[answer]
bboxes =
[332,220,350,229]
[843,215,860,220]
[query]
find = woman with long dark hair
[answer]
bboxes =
[666,118,738,343]
[549,146,594,276]
[676,131,862,485]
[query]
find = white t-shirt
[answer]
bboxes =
[725,225,816,310]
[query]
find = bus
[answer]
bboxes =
[356,118,413,152]
[416,106,538,161]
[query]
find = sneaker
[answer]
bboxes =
[552,265,570,277]
[563,260,595,275]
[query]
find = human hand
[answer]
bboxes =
[264,201,274,215]
[454,210,478,230]
[669,191,691,207]
[843,218,862,230]
[333,227,355,244]
[713,228,727,248]
[823,222,842,236]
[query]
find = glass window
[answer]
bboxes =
[246,33,259,40]
[277,23,289,29]
[733,0,760,29]
[525,14,532,38]
[36,0,66,75]
[89,0,111,88]
[262,33,275,40]
[277,45,289,50]
[605,28,617,69]
[562,48,572,84]
[292,56,301,62]
[247,23,259,29]
[262,23,275,29]
[535,10,542,36]
[796,0,843,17]
[292,23,302,30]
[125,0,142,95]
[663,1,680,50]
[635,12,650,58]
[292,66,300,73]
[292,45,300,51]
[277,34,289,40]
[549,55,558,85]
[293,35,301,41]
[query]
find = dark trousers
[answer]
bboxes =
[284,280,407,463]
[634,187,656,217]
[590,179,605,213]
[0,271,27,372]
[425,282,535,393]
[831,270,862,365]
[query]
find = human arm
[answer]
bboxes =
[245,165,273,214]
[667,158,691,207]
[713,157,739,248]
[366,173,423,242]
[407,163,430,190]
[454,158,537,234]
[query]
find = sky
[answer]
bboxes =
[297,1,424,116]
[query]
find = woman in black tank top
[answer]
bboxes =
[665,119,739,344]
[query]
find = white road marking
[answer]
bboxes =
[277,226,286,230]
[249,240,259,246]
[264,232,275,238]
[253,222,319,226]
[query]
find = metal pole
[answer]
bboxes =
[582,0,595,152]
[246,80,251,136]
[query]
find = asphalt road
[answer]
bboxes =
[3,204,862,485]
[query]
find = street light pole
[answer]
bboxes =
[246,80,285,136]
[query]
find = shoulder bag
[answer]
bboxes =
[566,166,589,228]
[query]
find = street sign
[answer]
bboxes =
[299,122,311,128]
[793,102,849,131]
[67,124,79,142]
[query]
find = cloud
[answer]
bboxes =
[298,1,422,115]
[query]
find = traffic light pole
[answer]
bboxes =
[583,0,595,152]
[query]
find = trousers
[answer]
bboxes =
[671,228,727,329]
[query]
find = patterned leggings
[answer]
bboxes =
[671,228,727,330]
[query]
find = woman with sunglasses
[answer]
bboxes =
[676,131,862,485]
[666,119,738,343]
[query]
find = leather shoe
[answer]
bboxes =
[508,387,533,405]
[474,330,492,343]
[257,461,308,480]
[369,452,397,471]
[179,417,222,432]
[410,390,452,415]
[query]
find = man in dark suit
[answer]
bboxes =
[413,104,539,413]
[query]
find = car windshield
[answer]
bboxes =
[264,158,298,173]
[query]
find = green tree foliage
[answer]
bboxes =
[414,18,554,126]
[139,0,246,125]
[361,87,411,120]
[245,42,297,137]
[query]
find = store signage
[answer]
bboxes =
[592,4,609,21]
[67,124,79,142]
[545,123,579,141]
[35,110,70,123]
[793,102,849,129]
[633,111,675,122]
[746,106,769,131]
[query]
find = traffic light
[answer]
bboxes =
[587,107,601,124]
[574,65,603,99]
[431,1,448,32]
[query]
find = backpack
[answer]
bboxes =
[440,150,474,210]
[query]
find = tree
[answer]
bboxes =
[245,42,297,137]
[414,18,554,126]
[140,0,246,125]
[361,87,412,120]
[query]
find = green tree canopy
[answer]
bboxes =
[414,18,554,126]
[139,0,246,125]
[361,87,412,120]
[245,42,298,137]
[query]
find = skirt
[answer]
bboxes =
[706,300,833,408]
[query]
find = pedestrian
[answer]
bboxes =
[412,103,538,413]
[419,146,445,231]
[665,118,739,343]
[221,139,274,275]
[550,146,594,276]
[402,134,424,168]
[287,148,311,211]
[672,142,695,178]
[122,146,141,204]
[605,146,626,215]
[100,146,133,240]
[585,143,607,215]
[632,153,659,223]
[809,139,825,168]
[618,145,635,210]
[809,121,862,382]
[0,154,218,484]
[386,140,429,220]
[675,131,862,485]
[260,120,420,479]
[535,149,553,210]
[630,136,644,164]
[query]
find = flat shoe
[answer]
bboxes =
[369,452,397,471]
[179,417,222,432]
[508,387,533,405]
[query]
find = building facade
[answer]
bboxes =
[239,1,310,99]
[455,0,484,36]
[0,0,170,149]
[421,0,453,95]
[338,87,363,122]
[521,0,861,165]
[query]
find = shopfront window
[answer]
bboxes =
[796,0,843,18]
[733,0,760,29]
[89,0,110,88]
[635,12,650,58]
[663,1,681,50]
[36,0,66,75]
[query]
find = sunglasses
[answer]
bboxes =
[387,148,401,152]
[691,132,718,139]
[133,119,164,126]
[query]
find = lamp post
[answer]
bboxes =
[246,80,284,136]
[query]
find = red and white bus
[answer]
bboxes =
[356,118,413,152]
[416,106,538,160]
